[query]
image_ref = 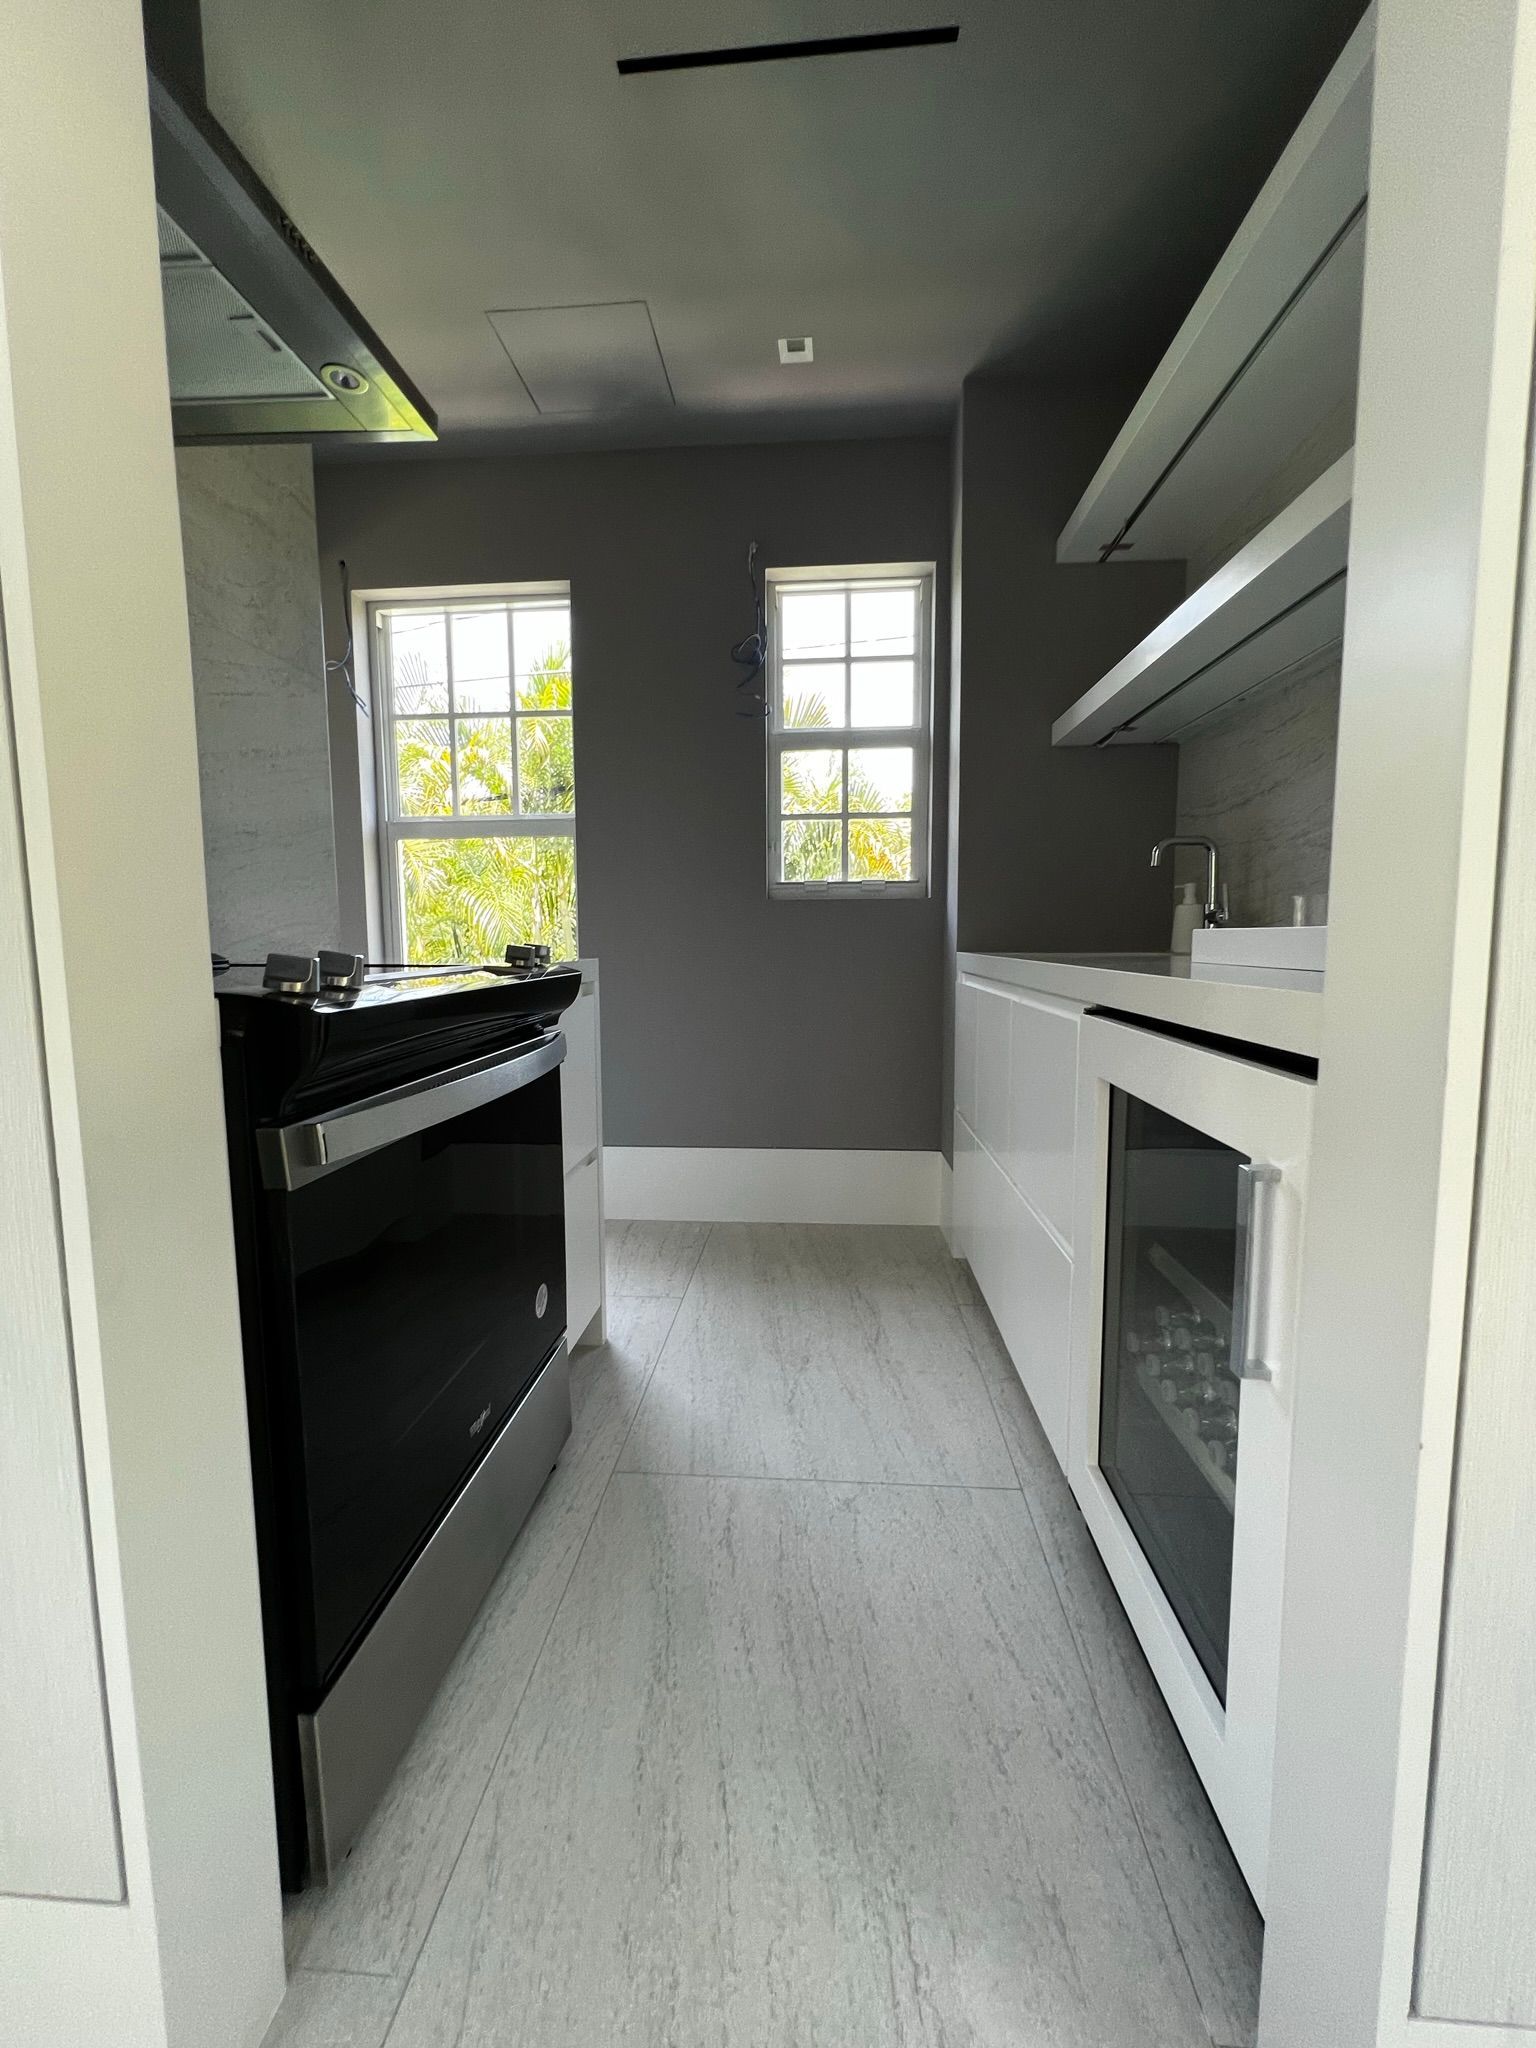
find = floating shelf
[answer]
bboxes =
[1053,452,1351,748]
[1057,10,1374,566]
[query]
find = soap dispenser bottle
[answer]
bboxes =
[1170,880,1201,956]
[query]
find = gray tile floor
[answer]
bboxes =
[270,1224,1261,2048]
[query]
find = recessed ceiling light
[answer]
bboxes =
[779,337,814,365]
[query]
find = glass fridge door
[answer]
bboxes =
[1098,1087,1245,1702]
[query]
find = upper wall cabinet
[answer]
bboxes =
[1056,10,1374,567]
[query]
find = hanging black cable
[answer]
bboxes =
[730,540,769,718]
[325,557,370,717]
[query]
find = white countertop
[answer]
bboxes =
[957,950,1324,1058]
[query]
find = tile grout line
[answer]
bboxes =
[375,1225,714,2048]
[968,1307,1220,2047]
[288,1961,398,1983]
[616,1466,1025,1493]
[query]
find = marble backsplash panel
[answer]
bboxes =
[1174,644,1340,928]
[176,444,339,961]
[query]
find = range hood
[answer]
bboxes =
[148,73,436,443]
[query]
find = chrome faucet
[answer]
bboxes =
[1151,836,1226,927]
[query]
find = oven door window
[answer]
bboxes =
[1099,1087,1244,1703]
[276,1063,565,1692]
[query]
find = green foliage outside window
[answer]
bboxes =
[779,688,914,883]
[394,645,578,962]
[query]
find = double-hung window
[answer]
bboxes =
[767,565,933,898]
[371,587,577,962]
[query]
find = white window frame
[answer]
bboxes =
[365,581,575,959]
[766,562,934,901]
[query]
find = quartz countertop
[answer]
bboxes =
[957,950,1324,1059]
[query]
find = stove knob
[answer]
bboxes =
[262,951,320,996]
[318,949,367,992]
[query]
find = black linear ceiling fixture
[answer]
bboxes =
[617,25,959,76]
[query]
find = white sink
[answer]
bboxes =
[1190,924,1327,973]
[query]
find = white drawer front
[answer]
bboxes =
[952,1112,980,1264]
[564,1152,603,1345]
[560,991,600,1175]
[954,974,978,1134]
[1002,993,1079,1251]
[973,983,1011,1159]
[968,1137,1073,1466]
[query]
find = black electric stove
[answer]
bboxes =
[217,958,581,1886]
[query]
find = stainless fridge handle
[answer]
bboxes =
[259,1031,566,1191]
[1232,1161,1281,1383]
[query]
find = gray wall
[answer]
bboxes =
[315,438,952,1151]
[175,444,339,961]
[942,376,1186,1152]
[1175,647,1340,926]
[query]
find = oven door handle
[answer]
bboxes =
[258,1031,567,1191]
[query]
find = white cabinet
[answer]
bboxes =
[560,962,606,1348]
[560,975,600,1173]
[954,972,1082,1465]
[1002,989,1080,1252]
[965,1131,1074,1462]
[563,1153,602,1346]
[954,973,978,1135]
[973,979,1010,1157]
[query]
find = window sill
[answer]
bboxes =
[769,879,928,902]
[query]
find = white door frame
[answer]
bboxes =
[1068,1014,1312,1906]
[0,3,284,2042]
[1259,0,1536,2041]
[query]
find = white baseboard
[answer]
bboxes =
[603,1147,944,1226]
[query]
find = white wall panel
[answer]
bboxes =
[0,614,120,1901]
[1414,343,1536,2027]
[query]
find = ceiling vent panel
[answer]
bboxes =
[487,301,674,416]
[616,26,959,74]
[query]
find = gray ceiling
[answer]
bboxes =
[200,0,1365,452]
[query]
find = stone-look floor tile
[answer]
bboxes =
[967,1303,1264,2047]
[695,1220,979,1313]
[621,1241,1013,1485]
[603,1219,711,1296]
[960,1302,1068,1495]
[385,1472,1210,2048]
[260,1969,399,2048]
[283,1295,678,1979]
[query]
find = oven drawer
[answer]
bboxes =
[299,1338,572,1881]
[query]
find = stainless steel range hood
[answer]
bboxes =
[148,73,436,443]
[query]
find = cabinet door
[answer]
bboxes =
[973,984,1011,1159]
[560,988,600,1174]
[1002,992,1080,1251]
[564,1153,602,1345]
[954,974,978,1135]
[968,1136,1074,1466]
[952,1111,980,1263]
[1068,1013,1312,1905]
